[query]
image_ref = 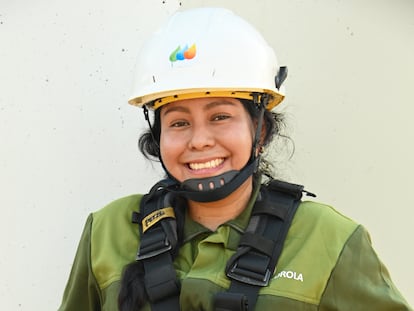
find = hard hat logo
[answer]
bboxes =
[169,44,197,62]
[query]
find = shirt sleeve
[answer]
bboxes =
[319,225,412,310]
[58,214,102,311]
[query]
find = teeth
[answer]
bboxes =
[189,158,223,170]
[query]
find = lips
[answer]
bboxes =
[188,158,224,170]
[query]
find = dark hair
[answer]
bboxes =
[138,99,288,178]
[118,261,146,310]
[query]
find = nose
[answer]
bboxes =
[188,123,215,150]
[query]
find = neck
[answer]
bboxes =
[187,177,254,231]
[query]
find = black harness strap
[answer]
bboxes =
[135,188,181,311]
[214,180,307,311]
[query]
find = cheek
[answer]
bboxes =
[159,130,185,170]
[220,121,254,162]
[159,118,172,155]
[160,131,174,160]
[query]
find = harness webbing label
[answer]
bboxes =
[142,207,175,233]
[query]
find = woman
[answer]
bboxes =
[58,7,412,311]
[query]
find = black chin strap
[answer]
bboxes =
[173,157,260,202]
[148,157,259,203]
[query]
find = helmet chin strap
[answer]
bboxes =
[144,93,268,203]
[172,156,260,202]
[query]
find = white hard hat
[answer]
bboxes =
[128,7,286,110]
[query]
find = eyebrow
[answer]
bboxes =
[161,100,238,117]
[161,105,189,117]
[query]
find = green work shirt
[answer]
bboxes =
[58,189,412,310]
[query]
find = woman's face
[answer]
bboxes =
[159,97,255,183]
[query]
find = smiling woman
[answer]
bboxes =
[58,7,412,311]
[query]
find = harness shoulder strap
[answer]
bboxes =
[214,180,311,311]
[133,181,182,311]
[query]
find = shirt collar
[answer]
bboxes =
[182,177,262,243]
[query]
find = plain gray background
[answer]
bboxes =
[1,0,413,309]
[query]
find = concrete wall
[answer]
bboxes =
[1,0,413,309]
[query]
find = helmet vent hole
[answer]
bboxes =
[220,178,225,186]
[209,182,215,190]
[198,183,203,191]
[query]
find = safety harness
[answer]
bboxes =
[133,179,313,311]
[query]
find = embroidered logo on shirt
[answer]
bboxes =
[273,270,304,282]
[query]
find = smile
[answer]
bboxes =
[188,158,224,170]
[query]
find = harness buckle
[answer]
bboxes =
[136,237,172,261]
[227,261,272,287]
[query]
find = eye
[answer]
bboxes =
[170,120,190,128]
[212,114,231,121]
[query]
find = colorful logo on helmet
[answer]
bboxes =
[169,44,196,62]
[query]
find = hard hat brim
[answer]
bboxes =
[128,88,284,110]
